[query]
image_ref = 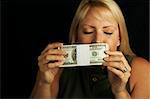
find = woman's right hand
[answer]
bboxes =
[38,42,66,84]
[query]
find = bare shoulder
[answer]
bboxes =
[132,57,149,66]
[129,56,150,98]
[131,57,149,76]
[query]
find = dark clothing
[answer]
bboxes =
[57,55,134,99]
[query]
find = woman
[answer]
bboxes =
[30,0,149,99]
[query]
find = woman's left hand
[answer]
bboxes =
[103,51,131,95]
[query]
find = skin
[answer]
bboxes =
[78,7,132,98]
[30,42,65,99]
[31,7,149,99]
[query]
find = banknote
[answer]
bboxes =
[59,43,109,67]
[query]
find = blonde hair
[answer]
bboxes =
[69,0,135,56]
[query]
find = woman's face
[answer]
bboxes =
[77,7,120,51]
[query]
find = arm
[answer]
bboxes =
[130,57,149,99]
[103,51,149,99]
[114,57,149,99]
[103,51,132,99]
[30,71,51,99]
[30,43,65,99]
[30,70,62,99]
[114,90,131,99]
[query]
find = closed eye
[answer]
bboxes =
[104,32,113,35]
[83,32,93,34]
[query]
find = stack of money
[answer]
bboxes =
[59,43,109,67]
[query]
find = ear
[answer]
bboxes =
[117,25,121,47]
[117,36,120,47]
[117,40,120,47]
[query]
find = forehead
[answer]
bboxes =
[80,6,118,27]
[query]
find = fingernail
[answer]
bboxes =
[102,62,107,66]
[107,66,112,70]
[63,57,66,60]
[103,57,108,61]
[105,50,110,53]
[62,50,66,54]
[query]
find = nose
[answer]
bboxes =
[93,31,104,43]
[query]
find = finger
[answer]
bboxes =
[43,55,65,64]
[105,51,123,56]
[104,51,126,65]
[47,61,64,68]
[105,51,131,72]
[46,55,65,61]
[39,64,49,72]
[104,55,122,62]
[41,42,63,55]
[107,66,125,79]
[46,49,66,55]
[121,59,131,72]
[124,72,131,81]
[38,61,62,72]
[103,61,124,71]
[38,49,66,61]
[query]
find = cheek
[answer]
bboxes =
[106,37,120,51]
[107,42,118,51]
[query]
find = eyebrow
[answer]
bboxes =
[82,24,117,29]
[103,25,117,30]
[103,25,114,28]
[83,24,94,27]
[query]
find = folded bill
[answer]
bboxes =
[59,43,109,67]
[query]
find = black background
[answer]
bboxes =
[2,0,149,98]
